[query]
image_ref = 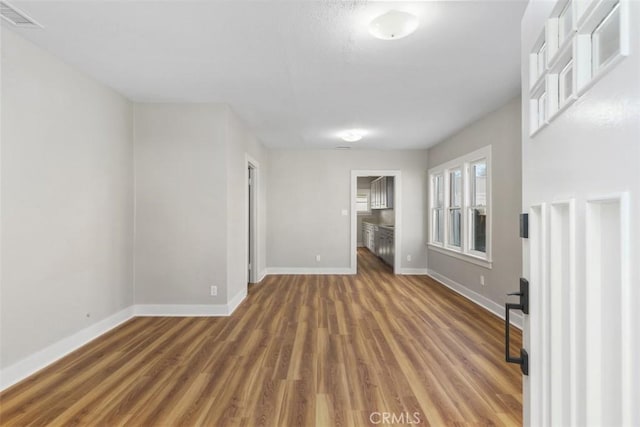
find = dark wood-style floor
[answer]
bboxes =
[0,248,522,426]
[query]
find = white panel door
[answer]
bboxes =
[520,1,639,426]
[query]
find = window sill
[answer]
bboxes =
[427,244,493,269]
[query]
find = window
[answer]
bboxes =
[575,0,628,92]
[537,42,547,78]
[591,3,620,74]
[538,90,547,126]
[356,191,371,214]
[529,29,547,90]
[428,146,492,267]
[469,161,487,254]
[559,59,574,106]
[558,1,573,47]
[530,82,548,135]
[431,174,444,243]
[448,169,462,248]
[545,1,578,124]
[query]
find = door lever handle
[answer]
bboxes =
[505,303,529,375]
[506,278,528,314]
[504,278,529,376]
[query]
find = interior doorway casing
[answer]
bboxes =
[350,170,401,275]
[245,154,259,285]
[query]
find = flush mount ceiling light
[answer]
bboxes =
[338,130,365,142]
[369,10,419,40]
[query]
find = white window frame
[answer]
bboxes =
[576,0,629,95]
[558,0,574,48]
[428,145,492,269]
[591,2,621,75]
[468,160,488,258]
[446,167,463,252]
[559,58,575,107]
[529,29,548,89]
[430,174,444,244]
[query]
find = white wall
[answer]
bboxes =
[267,150,428,271]
[427,97,522,307]
[1,28,134,368]
[225,107,268,296]
[134,104,267,306]
[134,104,228,304]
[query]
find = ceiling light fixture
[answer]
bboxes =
[339,130,365,142]
[369,10,419,40]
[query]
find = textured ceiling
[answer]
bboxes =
[4,1,527,149]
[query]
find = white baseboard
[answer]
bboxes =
[263,267,428,276]
[265,267,354,275]
[227,289,247,315]
[256,269,267,283]
[134,304,229,317]
[0,306,135,391]
[399,268,429,275]
[0,292,250,392]
[249,268,267,284]
[427,269,523,330]
[134,292,246,317]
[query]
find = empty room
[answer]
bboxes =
[0,0,638,426]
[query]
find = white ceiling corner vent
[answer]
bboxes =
[0,1,42,28]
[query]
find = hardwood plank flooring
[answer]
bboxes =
[0,248,522,426]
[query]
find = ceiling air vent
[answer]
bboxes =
[0,1,42,28]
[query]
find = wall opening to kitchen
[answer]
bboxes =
[350,170,401,275]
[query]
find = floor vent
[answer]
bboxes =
[1,1,42,28]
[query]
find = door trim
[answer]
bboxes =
[245,154,260,284]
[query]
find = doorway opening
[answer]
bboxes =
[246,155,259,286]
[350,170,401,275]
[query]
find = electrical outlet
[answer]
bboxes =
[480,275,485,286]
[210,286,217,296]
[316,255,321,262]
[407,254,412,262]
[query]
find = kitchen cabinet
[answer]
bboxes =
[362,222,394,267]
[377,226,395,266]
[363,223,369,251]
[371,176,394,209]
[363,222,377,253]
[371,179,380,209]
